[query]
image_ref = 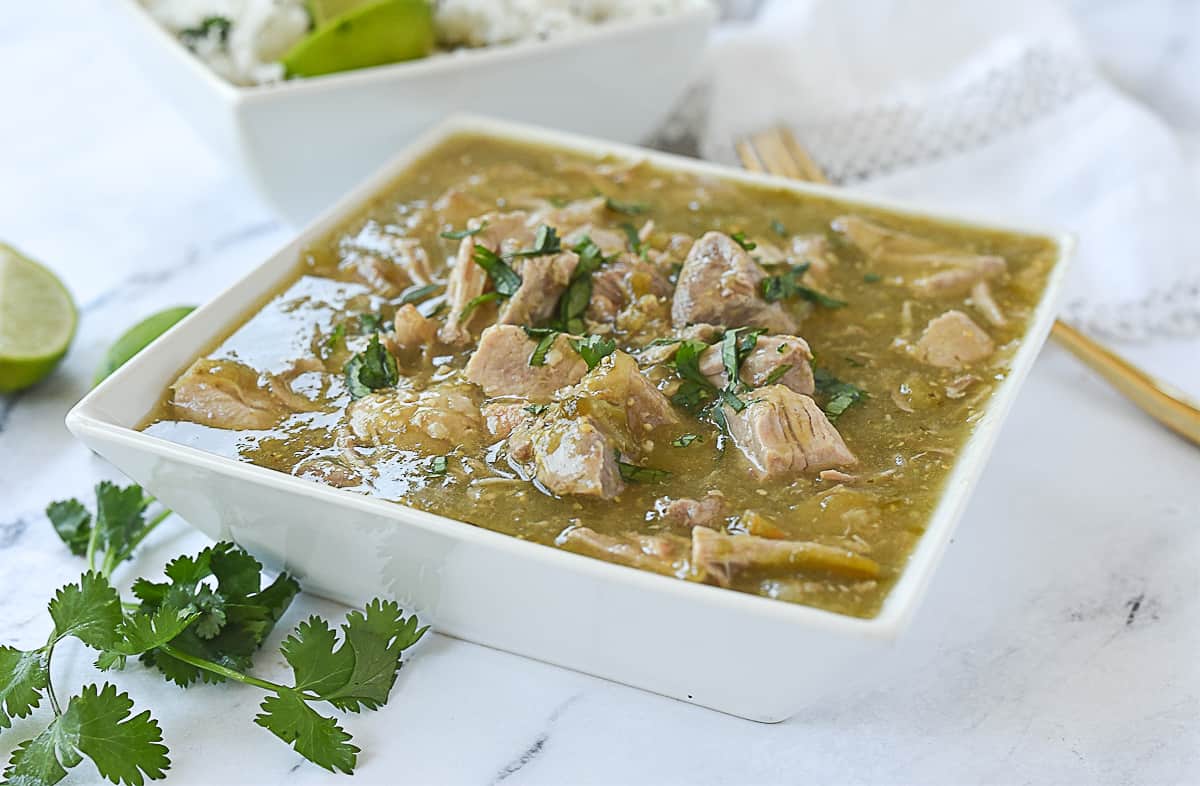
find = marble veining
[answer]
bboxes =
[1,1,1197,784]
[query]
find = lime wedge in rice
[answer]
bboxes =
[284,0,434,78]
[306,0,370,26]
[0,244,77,393]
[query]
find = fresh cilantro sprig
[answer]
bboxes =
[2,482,427,783]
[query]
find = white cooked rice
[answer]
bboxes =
[140,0,710,86]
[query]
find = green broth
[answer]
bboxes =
[143,132,1058,618]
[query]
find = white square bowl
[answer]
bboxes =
[66,115,1073,722]
[109,1,717,225]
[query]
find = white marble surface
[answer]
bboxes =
[2,1,1198,784]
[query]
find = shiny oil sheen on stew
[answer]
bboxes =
[143,133,1058,618]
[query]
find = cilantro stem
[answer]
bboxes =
[121,506,172,565]
[157,643,294,696]
[84,514,101,573]
[42,636,62,716]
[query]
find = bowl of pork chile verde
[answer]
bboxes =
[112,0,716,224]
[68,116,1071,721]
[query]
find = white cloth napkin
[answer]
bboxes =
[667,0,1200,341]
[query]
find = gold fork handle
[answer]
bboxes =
[1049,321,1200,443]
[738,128,1200,447]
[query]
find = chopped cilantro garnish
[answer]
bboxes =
[720,330,744,389]
[523,404,548,416]
[510,225,562,258]
[440,222,486,240]
[770,219,788,237]
[553,236,607,334]
[179,15,231,46]
[619,223,644,256]
[359,312,390,333]
[799,288,847,309]
[320,323,346,361]
[762,364,793,386]
[343,333,398,399]
[605,197,649,216]
[730,231,757,251]
[671,433,701,447]
[863,272,882,283]
[669,339,721,415]
[458,291,502,322]
[617,459,671,483]
[472,244,522,296]
[569,334,617,371]
[398,283,441,305]
[523,327,560,367]
[814,368,867,420]
[428,455,448,476]
[761,263,846,307]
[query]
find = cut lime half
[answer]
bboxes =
[94,305,196,387]
[284,0,434,78]
[0,244,77,393]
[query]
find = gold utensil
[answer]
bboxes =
[737,127,1200,446]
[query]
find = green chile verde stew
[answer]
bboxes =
[143,133,1058,618]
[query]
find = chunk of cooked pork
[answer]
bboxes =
[556,527,691,577]
[914,310,994,368]
[345,382,482,451]
[341,222,434,294]
[482,401,531,440]
[569,351,678,437]
[635,324,724,366]
[292,456,362,489]
[465,325,589,400]
[671,232,798,333]
[508,415,625,499]
[655,491,727,530]
[385,304,437,362]
[438,211,538,344]
[172,358,304,430]
[529,197,607,235]
[439,235,490,345]
[969,280,1007,326]
[910,256,1006,297]
[698,334,815,395]
[724,385,856,479]
[691,527,880,587]
[586,254,673,325]
[499,251,578,327]
[504,351,674,499]
[834,215,1008,271]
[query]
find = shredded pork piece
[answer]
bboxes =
[691,527,880,587]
